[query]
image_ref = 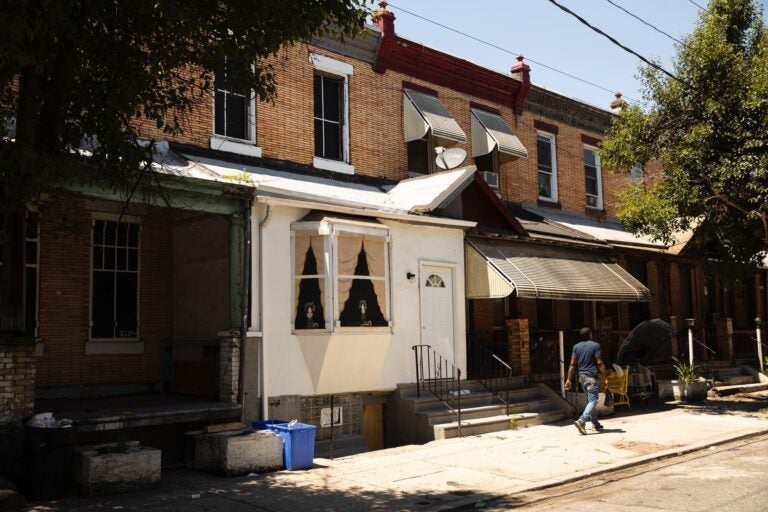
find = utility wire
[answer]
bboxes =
[604,0,684,45]
[386,2,633,102]
[546,0,686,86]
[686,0,709,13]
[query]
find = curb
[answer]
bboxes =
[437,426,768,512]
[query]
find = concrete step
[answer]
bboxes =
[433,409,567,440]
[712,382,768,396]
[396,377,529,399]
[721,375,757,386]
[421,398,555,426]
[409,388,543,413]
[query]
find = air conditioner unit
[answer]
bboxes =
[480,171,499,190]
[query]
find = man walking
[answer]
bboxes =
[565,327,608,434]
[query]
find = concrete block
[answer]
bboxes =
[74,441,161,497]
[194,429,283,476]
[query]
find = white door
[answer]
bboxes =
[419,265,455,361]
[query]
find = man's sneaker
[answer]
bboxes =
[593,422,604,432]
[573,420,587,435]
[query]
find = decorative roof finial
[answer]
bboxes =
[610,91,627,112]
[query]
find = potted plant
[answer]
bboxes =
[658,357,708,402]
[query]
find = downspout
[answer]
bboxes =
[259,204,273,422]
[238,198,252,423]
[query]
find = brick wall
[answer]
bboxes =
[129,41,635,214]
[35,200,172,389]
[505,318,531,375]
[0,342,35,426]
[218,334,240,403]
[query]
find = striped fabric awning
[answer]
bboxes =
[466,237,651,302]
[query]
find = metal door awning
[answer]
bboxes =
[466,237,651,302]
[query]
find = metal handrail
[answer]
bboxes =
[467,336,514,415]
[412,344,462,438]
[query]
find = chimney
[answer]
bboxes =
[510,54,531,115]
[611,91,627,113]
[373,0,395,38]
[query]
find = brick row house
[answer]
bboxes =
[2,1,767,467]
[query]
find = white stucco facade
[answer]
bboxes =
[250,203,468,402]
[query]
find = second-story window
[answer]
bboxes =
[584,146,603,209]
[537,132,557,202]
[310,52,354,175]
[214,59,249,141]
[314,74,343,161]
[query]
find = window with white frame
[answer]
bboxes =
[90,219,140,340]
[583,146,603,209]
[537,132,557,201]
[0,210,39,336]
[310,52,353,175]
[214,59,251,141]
[293,220,390,331]
[210,58,261,157]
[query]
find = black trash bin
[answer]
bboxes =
[23,426,76,501]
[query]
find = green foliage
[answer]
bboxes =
[602,0,768,269]
[0,0,370,208]
[671,356,701,384]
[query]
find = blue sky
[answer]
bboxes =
[383,0,767,110]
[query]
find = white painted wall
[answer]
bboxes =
[251,205,466,398]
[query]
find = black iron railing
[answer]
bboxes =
[467,337,513,415]
[412,344,462,437]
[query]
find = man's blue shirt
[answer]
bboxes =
[572,340,601,377]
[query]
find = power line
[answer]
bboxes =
[604,0,684,45]
[686,0,709,12]
[385,2,634,102]
[545,0,686,86]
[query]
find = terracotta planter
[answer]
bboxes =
[658,380,708,402]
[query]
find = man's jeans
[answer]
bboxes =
[579,376,599,424]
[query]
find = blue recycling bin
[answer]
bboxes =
[271,422,317,470]
[252,419,288,431]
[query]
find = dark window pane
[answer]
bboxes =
[104,247,115,270]
[475,153,494,173]
[538,172,551,198]
[295,247,325,329]
[93,220,104,245]
[92,271,115,338]
[407,139,429,174]
[128,249,139,271]
[128,224,139,247]
[104,221,116,246]
[313,75,323,118]
[25,241,37,265]
[338,249,386,327]
[537,137,551,169]
[24,267,36,335]
[215,89,226,136]
[585,166,597,179]
[117,248,127,270]
[586,177,598,196]
[115,273,138,338]
[322,77,341,123]
[25,213,38,239]
[536,299,554,329]
[323,120,341,160]
[226,93,247,139]
[117,223,127,246]
[314,119,324,157]
[93,246,103,270]
[583,148,596,166]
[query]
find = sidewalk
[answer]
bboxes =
[25,405,768,512]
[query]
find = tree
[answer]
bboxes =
[0,0,369,209]
[601,0,768,269]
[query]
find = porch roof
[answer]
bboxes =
[176,153,477,223]
[466,237,651,302]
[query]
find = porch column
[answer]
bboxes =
[0,340,35,428]
[716,317,734,362]
[229,213,245,329]
[218,331,240,403]
[669,316,679,360]
[505,318,530,376]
